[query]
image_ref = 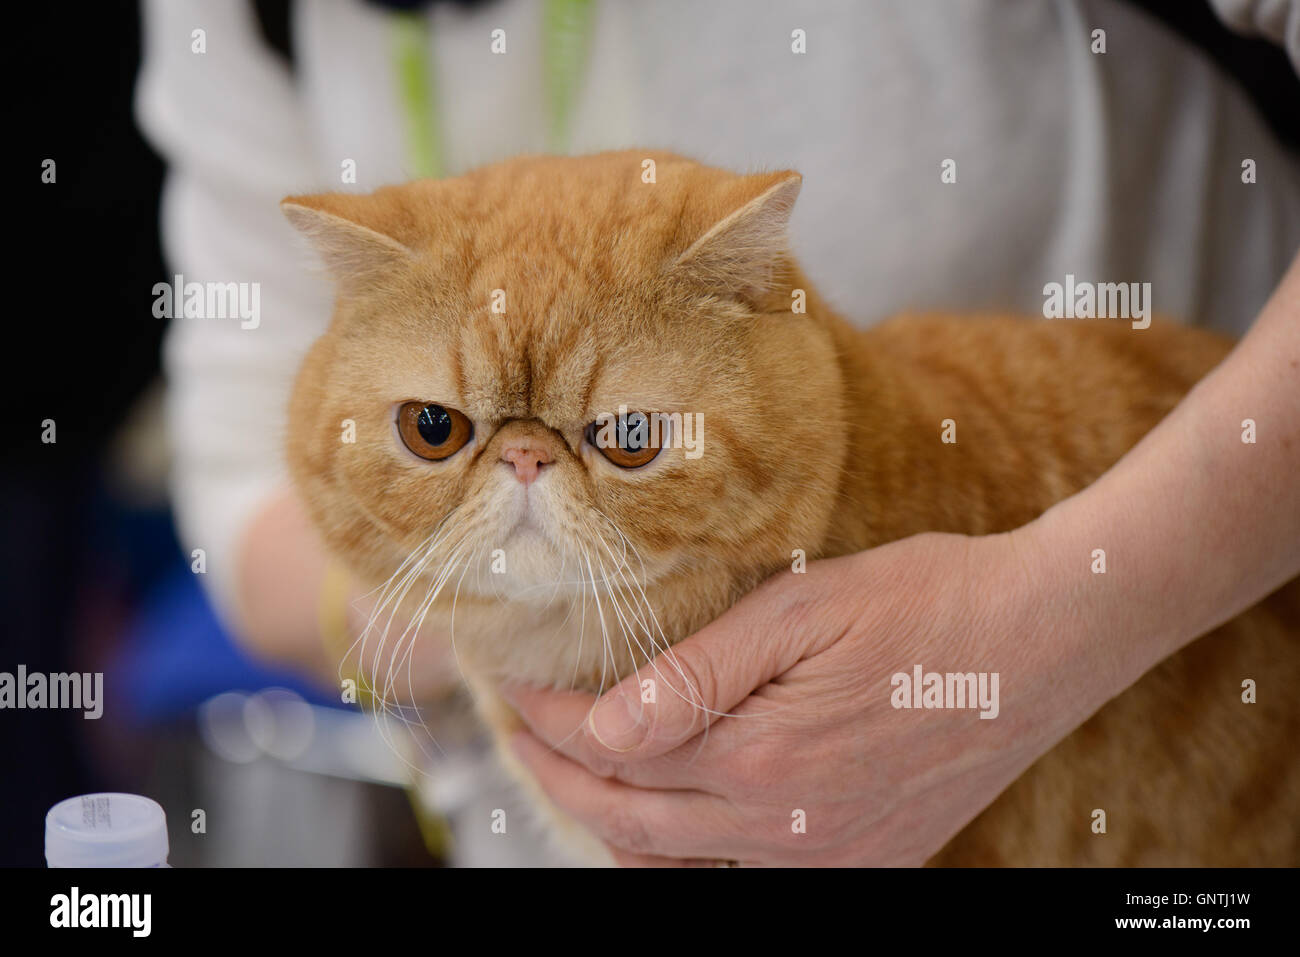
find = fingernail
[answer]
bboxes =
[588,686,647,752]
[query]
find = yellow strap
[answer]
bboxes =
[318,559,375,709]
[319,561,454,861]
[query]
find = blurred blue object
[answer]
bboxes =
[115,565,342,723]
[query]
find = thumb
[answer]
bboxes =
[585,571,821,759]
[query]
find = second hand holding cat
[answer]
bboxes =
[502,527,1103,866]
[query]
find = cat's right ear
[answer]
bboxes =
[280,195,416,292]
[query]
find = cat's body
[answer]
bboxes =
[283,151,1299,866]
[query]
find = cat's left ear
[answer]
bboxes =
[673,171,802,308]
[280,193,417,293]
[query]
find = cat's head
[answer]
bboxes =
[283,151,845,612]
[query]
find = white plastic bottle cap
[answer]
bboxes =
[45,793,170,868]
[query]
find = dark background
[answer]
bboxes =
[4,2,167,866]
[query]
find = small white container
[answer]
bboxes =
[45,793,170,868]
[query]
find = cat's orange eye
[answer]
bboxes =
[585,412,662,469]
[397,402,474,461]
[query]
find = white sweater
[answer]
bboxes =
[136,0,1300,618]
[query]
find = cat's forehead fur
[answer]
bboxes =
[287,150,798,429]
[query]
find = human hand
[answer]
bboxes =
[501,529,1104,866]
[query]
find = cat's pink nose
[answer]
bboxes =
[501,442,553,485]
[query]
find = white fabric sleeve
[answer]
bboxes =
[135,0,336,623]
[1208,0,1300,72]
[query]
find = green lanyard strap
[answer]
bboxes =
[394,0,596,179]
[542,0,595,153]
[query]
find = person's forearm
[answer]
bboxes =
[234,487,340,682]
[1019,249,1300,702]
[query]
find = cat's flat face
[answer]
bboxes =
[285,152,845,627]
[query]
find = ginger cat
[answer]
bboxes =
[282,151,1299,866]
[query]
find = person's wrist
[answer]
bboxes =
[1023,485,1200,687]
[993,520,1121,744]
